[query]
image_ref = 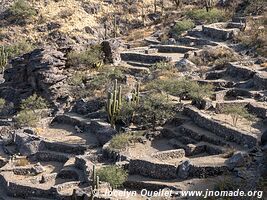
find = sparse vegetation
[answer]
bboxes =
[9,0,37,23]
[171,19,195,37]
[67,45,104,69]
[187,8,229,24]
[68,72,87,86]
[97,165,128,189]
[146,78,213,102]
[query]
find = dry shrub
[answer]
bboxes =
[187,45,240,66]
[14,157,29,166]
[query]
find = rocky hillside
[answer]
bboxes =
[0,0,266,199]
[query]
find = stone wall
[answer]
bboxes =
[120,52,171,64]
[183,106,258,148]
[226,63,256,80]
[0,174,58,199]
[246,102,267,118]
[188,165,228,178]
[43,141,87,155]
[151,149,185,160]
[29,151,69,163]
[202,24,239,40]
[253,72,267,90]
[150,45,197,53]
[128,159,178,180]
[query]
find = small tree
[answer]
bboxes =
[189,83,214,102]
[223,105,252,127]
[97,165,128,189]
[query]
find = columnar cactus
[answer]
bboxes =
[113,14,118,38]
[107,79,122,128]
[132,82,140,105]
[205,0,214,12]
[160,0,164,16]
[154,0,157,13]
[92,165,100,190]
[0,46,8,74]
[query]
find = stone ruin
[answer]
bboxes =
[0,16,266,200]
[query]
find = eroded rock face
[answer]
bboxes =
[0,47,69,108]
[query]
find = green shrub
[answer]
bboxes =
[187,8,228,23]
[9,0,36,22]
[171,19,195,37]
[137,93,175,129]
[15,110,39,127]
[109,133,133,150]
[188,83,214,101]
[67,45,104,69]
[97,165,128,189]
[151,61,174,71]
[0,98,5,110]
[20,94,48,112]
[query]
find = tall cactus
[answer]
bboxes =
[154,0,157,13]
[92,165,100,190]
[113,14,118,38]
[205,0,214,12]
[132,82,140,105]
[0,46,8,74]
[107,79,122,128]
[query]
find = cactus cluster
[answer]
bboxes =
[107,79,122,128]
[0,46,8,74]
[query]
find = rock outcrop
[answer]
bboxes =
[0,47,69,108]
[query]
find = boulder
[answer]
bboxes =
[14,130,44,156]
[227,151,251,170]
[192,99,213,110]
[90,120,117,145]
[175,58,197,72]
[101,39,121,65]
[177,160,191,179]
[71,98,105,115]
[1,47,69,108]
